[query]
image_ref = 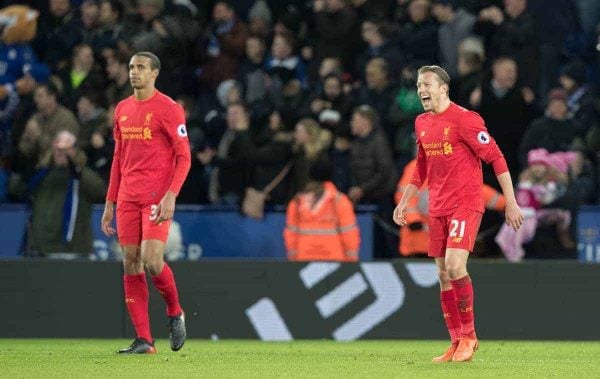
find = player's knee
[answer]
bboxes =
[141,254,163,275]
[446,265,466,280]
[438,269,451,285]
[123,257,143,274]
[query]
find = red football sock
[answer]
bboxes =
[451,275,476,338]
[440,289,462,344]
[124,273,152,342]
[151,263,182,317]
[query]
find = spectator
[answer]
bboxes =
[451,38,485,107]
[76,92,108,150]
[389,67,422,170]
[495,148,576,262]
[201,79,243,148]
[17,82,79,174]
[349,104,397,203]
[519,89,577,168]
[9,130,105,258]
[349,105,397,258]
[431,0,476,77]
[130,0,188,95]
[312,0,360,67]
[105,54,131,105]
[305,74,353,135]
[354,58,398,142]
[558,60,598,140]
[239,35,268,106]
[0,5,50,156]
[93,0,127,54]
[474,0,539,90]
[79,0,101,45]
[56,43,105,110]
[245,111,293,205]
[284,159,360,262]
[265,32,307,88]
[203,102,252,205]
[84,103,113,183]
[355,18,403,80]
[198,1,248,90]
[247,0,272,39]
[34,0,83,70]
[289,118,332,196]
[397,0,440,71]
[470,56,535,178]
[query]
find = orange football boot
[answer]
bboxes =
[452,337,479,362]
[432,342,459,363]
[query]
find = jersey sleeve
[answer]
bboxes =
[160,102,192,195]
[459,111,508,175]
[106,106,122,202]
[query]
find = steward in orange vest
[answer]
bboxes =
[395,159,506,256]
[284,161,360,262]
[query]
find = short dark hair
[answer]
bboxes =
[353,104,379,126]
[101,0,123,18]
[133,51,161,71]
[215,0,234,11]
[37,81,60,98]
[418,65,451,87]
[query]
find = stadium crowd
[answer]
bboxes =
[1,0,599,260]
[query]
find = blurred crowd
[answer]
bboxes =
[1,0,599,260]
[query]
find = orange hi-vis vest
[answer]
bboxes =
[284,181,360,262]
[481,183,506,211]
[395,160,429,256]
[395,159,507,256]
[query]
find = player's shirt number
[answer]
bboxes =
[449,219,466,238]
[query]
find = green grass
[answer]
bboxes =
[1,339,599,378]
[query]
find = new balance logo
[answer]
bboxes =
[245,262,440,341]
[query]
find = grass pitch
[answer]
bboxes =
[1,339,599,378]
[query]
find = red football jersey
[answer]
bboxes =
[106,90,191,203]
[411,102,506,217]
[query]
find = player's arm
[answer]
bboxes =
[394,142,426,226]
[102,116,122,236]
[459,112,523,230]
[156,103,192,224]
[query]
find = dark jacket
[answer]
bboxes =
[350,127,397,201]
[314,7,359,66]
[474,10,539,88]
[10,157,106,256]
[519,116,577,168]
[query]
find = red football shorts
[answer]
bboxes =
[116,200,171,245]
[428,208,483,257]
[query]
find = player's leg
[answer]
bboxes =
[430,216,461,363]
[141,204,186,351]
[116,201,155,354]
[445,209,483,362]
[445,248,478,361]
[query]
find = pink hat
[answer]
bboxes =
[527,148,552,167]
[547,151,578,174]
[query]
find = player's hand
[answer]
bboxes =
[393,202,408,226]
[505,201,524,231]
[156,191,176,225]
[101,203,116,236]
